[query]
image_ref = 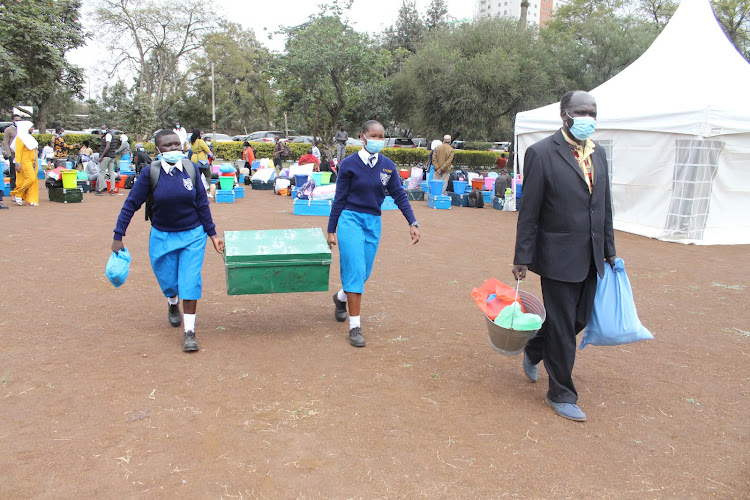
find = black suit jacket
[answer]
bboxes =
[514,129,616,282]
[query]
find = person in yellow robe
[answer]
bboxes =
[10,121,39,206]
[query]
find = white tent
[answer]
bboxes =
[513,0,750,245]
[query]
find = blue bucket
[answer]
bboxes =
[453,180,467,194]
[429,179,444,195]
[66,161,73,169]
[295,174,309,187]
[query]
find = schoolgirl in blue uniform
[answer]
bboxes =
[111,130,225,353]
[327,120,421,347]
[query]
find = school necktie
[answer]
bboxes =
[369,155,376,168]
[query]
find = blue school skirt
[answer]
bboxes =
[149,226,207,300]
[338,210,381,294]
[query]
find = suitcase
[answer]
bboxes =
[48,187,83,203]
[293,198,332,216]
[223,228,331,295]
[427,194,450,209]
[449,192,469,207]
[77,180,91,193]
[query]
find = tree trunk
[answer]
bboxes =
[519,0,529,28]
[37,100,49,133]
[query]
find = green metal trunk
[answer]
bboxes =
[48,187,83,203]
[224,228,331,295]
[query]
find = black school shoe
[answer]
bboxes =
[333,293,347,322]
[349,327,366,347]
[168,303,182,327]
[183,331,199,352]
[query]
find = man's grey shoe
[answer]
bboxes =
[349,327,366,347]
[183,331,199,352]
[168,303,182,327]
[333,293,347,322]
[545,396,586,422]
[523,352,537,382]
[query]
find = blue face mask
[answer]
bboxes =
[364,138,385,154]
[161,150,184,164]
[566,112,596,141]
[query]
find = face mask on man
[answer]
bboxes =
[565,111,596,141]
[364,137,385,154]
[159,150,184,164]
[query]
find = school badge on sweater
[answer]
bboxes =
[379,172,391,186]
[183,177,194,191]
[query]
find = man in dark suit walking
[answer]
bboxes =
[512,90,616,422]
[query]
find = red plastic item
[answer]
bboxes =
[471,278,526,320]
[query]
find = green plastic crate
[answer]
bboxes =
[224,228,331,295]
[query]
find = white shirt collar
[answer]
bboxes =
[358,148,378,167]
[161,159,184,173]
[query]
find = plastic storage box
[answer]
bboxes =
[381,196,397,210]
[490,195,504,210]
[427,194,451,209]
[452,180,467,194]
[233,186,245,199]
[482,190,492,203]
[216,189,235,203]
[223,228,331,295]
[293,198,332,216]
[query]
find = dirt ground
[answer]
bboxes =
[1,181,748,498]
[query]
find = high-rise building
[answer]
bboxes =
[474,0,557,26]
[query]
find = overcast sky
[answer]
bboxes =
[68,0,474,97]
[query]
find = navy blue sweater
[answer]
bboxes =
[328,152,416,233]
[113,164,216,240]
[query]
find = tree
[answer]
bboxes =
[543,0,662,91]
[0,0,87,130]
[390,18,565,141]
[93,0,216,122]
[638,0,677,30]
[382,0,425,53]
[425,0,449,31]
[186,21,276,134]
[713,0,750,60]
[277,16,379,147]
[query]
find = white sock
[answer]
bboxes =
[184,313,196,333]
[337,289,347,302]
[167,296,179,305]
[349,315,361,329]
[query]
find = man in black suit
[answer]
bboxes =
[512,90,616,422]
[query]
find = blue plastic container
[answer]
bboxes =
[420,181,429,193]
[429,179,444,195]
[66,161,73,169]
[482,190,492,203]
[216,189,235,203]
[427,194,451,209]
[3,183,9,196]
[251,160,261,169]
[121,154,131,162]
[295,175,309,187]
[452,180,467,194]
[293,198,332,216]
[234,186,245,199]
[238,174,245,184]
[516,182,523,199]
[381,196,397,210]
[37,168,46,180]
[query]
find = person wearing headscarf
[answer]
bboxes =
[85,152,101,187]
[10,121,39,206]
[115,134,131,165]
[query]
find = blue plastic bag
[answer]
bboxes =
[580,258,653,349]
[106,249,131,288]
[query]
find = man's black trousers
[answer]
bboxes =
[524,264,598,404]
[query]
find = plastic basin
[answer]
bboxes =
[486,290,546,356]
[452,180,467,194]
[484,177,495,190]
[219,176,234,190]
[429,179,444,195]
[311,172,323,185]
[61,170,78,189]
[320,172,332,185]
[471,178,484,190]
[399,169,410,179]
[295,175,309,187]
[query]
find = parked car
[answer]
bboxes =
[346,137,364,147]
[450,140,466,150]
[291,135,323,144]
[384,138,418,148]
[203,133,233,143]
[246,130,287,143]
[412,137,427,148]
[489,141,511,152]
